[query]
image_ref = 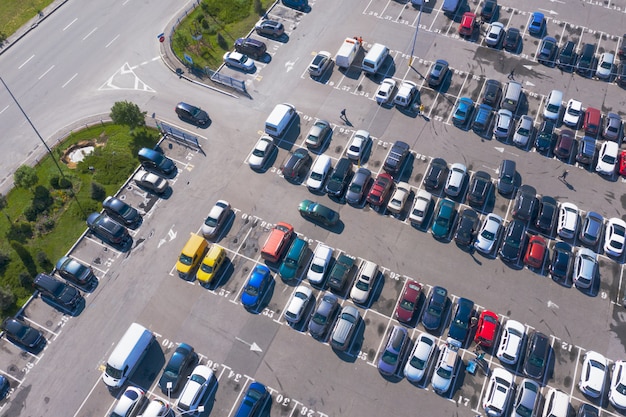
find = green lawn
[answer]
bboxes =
[0,0,54,39]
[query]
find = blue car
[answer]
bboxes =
[378,325,409,377]
[422,286,448,331]
[234,381,270,417]
[453,97,475,128]
[241,265,272,311]
[0,375,10,401]
[528,12,545,36]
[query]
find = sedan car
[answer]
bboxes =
[249,135,275,170]
[102,196,141,228]
[378,325,409,376]
[596,52,614,79]
[350,261,378,305]
[610,360,626,409]
[201,200,230,239]
[133,169,168,194]
[111,386,146,417]
[255,19,284,37]
[550,242,573,284]
[467,171,492,207]
[485,22,504,47]
[345,130,370,162]
[308,51,332,77]
[447,297,474,343]
[409,189,432,227]
[431,199,456,240]
[511,379,540,417]
[366,172,394,207]
[454,208,479,248]
[445,163,467,197]
[535,196,557,233]
[503,28,521,52]
[512,115,533,148]
[241,265,272,311]
[427,59,449,88]
[452,97,474,128]
[596,141,619,176]
[579,351,607,398]
[1,317,46,351]
[620,151,626,176]
[480,0,497,21]
[395,280,422,323]
[308,292,339,339]
[423,158,447,190]
[305,119,331,149]
[55,256,97,292]
[528,12,545,36]
[563,99,583,128]
[496,319,525,365]
[233,381,270,417]
[387,182,410,214]
[346,167,371,206]
[554,129,575,160]
[459,12,477,37]
[422,286,448,331]
[538,36,558,66]
[375,78,396,104]
[603,112,622,141]
[404,333,437,383]
[483,367,514,417]
[604,217,626,257]
[524,235,547,269]
[298,200,339,227]
[523,331,550,380]
[86,212,130,245]
[579,211,603,246]
[474,310,499,349]
[158,343,197,394]
[223,51,255,72]
[281,148,311,182]
[493,109,513,140]
[557,202,579,239]
[284,285,313,325]
[475,213,503,254]
[499,219,526,264]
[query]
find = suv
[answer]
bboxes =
[175,102,209,126]
[138,147,176,177]
[511,185,537,222]
[557,41,577,71]
[325,158,353,198]
[328,254,355,292]
[281,148,311,182]
[432,338,461,395]
[234,37,266,59]
[34,273,83,313]
[383,141,410,175]
[177,365,217,413]
[87,212,131,245]
[524,331,550,380]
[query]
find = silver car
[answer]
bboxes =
[330,305,360,351]
[444,163,467,197]
[573,247,597,289]
[474,213,503,254]
[511,379,539,417]
[346,167,371,205]
[308,51,332,77]
[513,115,533,148]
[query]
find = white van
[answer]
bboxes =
[362,43,389,75]
[543,89,563,120]
[265,103,297,138]
[307,155,332,191]
[103,323,154,389]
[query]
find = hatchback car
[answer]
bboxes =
[423,158,448,190]
[345,130,370,162]
[308,51,332,77]
[395,280,422,323]
[255,19,284,37]
[281,148,311,182]
[472,104,495,135]
[249,136,275,170]
[375,78,396,104]
[475,310,499,349]
[524,235,547,269]
[422,286,448,331]
[452,97,474,128]
[459,12,477,37]
[467,171,492,207]
[86,212,130,245]
[596,141,619,176]
[512,379,540,417]
[102,196,141,228]
[1,317,46,351]
[111,386,146,417]
[177,365,217,414]
[305,120,331,149]
[330,305,360,351]
[538,36,558,66]
[346,167,371,205]
[577,43,597,77]
[387,182,410,214]
[55,256,97,292]
[483,367,514,417]
[447,297,474,343]
[557,202,579,239]
[602,112,622,141]
[480,0,497,21]
[493,109,513,140]
[201,200,230,240]
[503,28,521,52]
[133,169,168,194]
[604,217,626,257]
[528,12,545,36]
[409,189,432,227]
[394,80,418,107]
[496,319,525,365]
[298,200,339,227]
[366,172,394,207]
[223,51,256,72]
[511,185,537,222]
[513,115,534,148]
[563,99,583,128]
[579,351,607,398]
[431,199,456,240]
[475,213,503,254]
[579,211,603,246]
[535,195,557,233]
[378,325,409,376]
[610,360,626,409]
[233,381,270,417]
[454,208,479,248]
[159,343,197,394]
[308,292,339,339]
[284,286,314,325]
[499,219,526,264]
[307,244,333,286]
[325,158,353,198]
[427,59,449,88]
[241,265,272,311]
[550,242,573,284]
[482,80,502,107]
[445,162,467,197]
[404,333,437,383]
[596,52,614,79]
[523,331,550,380]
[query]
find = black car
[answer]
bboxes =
[1,317,46,352]
[523,331,550,381]
[421,286,448,331]
[497,159,516,196]
[499,219,526,263]
[576,43,596,77]
[86,212,131,246]
[325,158,353,198]
[620,34,626,59]
[467,171,492,207]
[158,343,198,394]
[383,141,410,176]
[535,196,557,234]
[577,403,600,417]
[618,62,626,88]
[447,297,474,344]
[454,208,479,248]
[424,158,448,190]
[511,185,537,222]
[535,120,555,152]
[281,148,312,183]
[255,19,285,38]
[538,36,558,67]
[175,102,210,126]
[481,79,502,107]
[102,196,142,229]
[138,147,176,177]
[55,256,98,292]
[557,41,577,71]
[308,292,340,339]
[234,37,267,59]
[503,28,521,52]
[480,0,497,22]
[550,242,573,285]
[33,273,83,313]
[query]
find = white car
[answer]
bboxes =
[445,163,467,197]
[223,51,256,72]
[578,351,607,398]
[141,398,172,417]
[308,51,332,77]
[177,365,217,414]
[431,338,461,395]
[409,189,432,226]
[610,360,626,409]
[483,367,514,417]
[134,169,169,194]
[496,319,525,365]
[512,115,533,148]
[307,244,333,285]
[557,202,579,239]
[404,333,437,383]
[346,130,370,162]
[201,200,231,239]
[596,52,614,79]
[284,285,313,324]
[573,248,597,289]
[394,80,417,107]
[350,261,378,304]
[604,217,626,257]
[493,109,513,140]
[563,99,583,127]
[485,22,505,47]
[387,182,410,214]
[474,213,503,254]
[375,78,396,104]
[596,141,619,175]
[111,386,145,417]
[542,388,569,417]
[249,136,275,170]
[306,155,332,191]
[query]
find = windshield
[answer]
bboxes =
[244,285,258,296]
[356,280,370,291]
[200,264,213,274]
[400,300,415,311]
[382,350,398,365]
[312,313,326,325]
[179,254,193,266]
[410,356,426,370]
[205,216,218,227]
[252,148,265,157]
[105,363,123,379]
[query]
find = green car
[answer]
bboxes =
[298,200,339,227]
[431,199,456,239]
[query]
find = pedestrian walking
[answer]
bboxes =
[558,170,569,180]
[418,104,425,114]
[508,69,515,80]
[340,109,347,120]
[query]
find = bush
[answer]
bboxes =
[32,185,53,213]
[14,165,38,190]
[59,177,72,189]
[24,205,38,222]
[36,217,55,234]
[254,0,264,15]
[18,272,33,288]
[50,175,60,189]
[0,251,10,270]
[7,222,33,242]
[0,286,16,313]
[36,251,52,270]
[90,182,106,201]
[110,101,146,129]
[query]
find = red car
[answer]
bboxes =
[395,280,422,323]
[619,150,626,176]
[459,12,477,37]
[474,310,498,348]
[524,235,547,269]
[366,173,393,207]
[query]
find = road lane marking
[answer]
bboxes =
[82,27,98,41]
[38,65,55,80]
[18,54,35,69]
[62,73,78,88]
[63,18,77,31]
[105,34,119,48]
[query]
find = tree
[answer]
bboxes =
[0,193,9,222]
[110,101,146,130]
[14,165,38,190]
[0,286,15,313]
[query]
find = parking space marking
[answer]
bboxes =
[21,316,59,338]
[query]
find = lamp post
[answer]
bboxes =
[176,406,204,416]
[408,1,424,67]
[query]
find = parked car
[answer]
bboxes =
[201,200,231,240]
[557,40,577,71]
[423,158,447,190]
[375,78,396,104]
[512,379,540,417]
[452,97,474,128]
[497,159,516,196]
[307,244,333,286]
[472,104,495,135]
[350,261,378,305]
[459,12,477,37]
[241,265,272,311]
[535,196,557,233]
[377,325,409,376]
[513,115,534,148]
[596,141,619,176]
[427,59,449,88]
[444,163,467,197]
[604,217,626,257]
[175,102,209,126]
[579,211,603,246]
[158,343,197,394]
[578,351,607,398]
[475,213,503,254]
[483,367,514,417]
[485,22,504,47]
[55,256,97,292]
[409,189,432,227]
[577,43,597,77]
[557,202,579,239]
[610,360,626,409]
[86,212,130,245]
[102,196,141,228]
[366,172,394,207]
[535,120,555,152]
[554,130,575,161]
[563,99,583,128]
[133,169,168,194]
[431,199,456,240]
[395,280,422,323]
[346,167,371,205]
[284,285,314,325]
[306,155,332,192]
[305,120,331,149]
[524,235,547,269]
[383,141,410,176]
[249,136,275,170]
[330,305,360,351]
[523,331,550,380]
[223,51,256,71]
[467,171,492,207]
[447,297,474,343]
[496,319,525,365]
[255,19,284,37]
[387,182,411,214]
[620,151,626,176]
[493,109,513,140]
[308,292,339,339]
[576,136,596,165]
[281,148,311,182]
[34,272,83,314]
[596,52,614,79]
[550,242,573,284]
[346,130,370,162]
[1,317,46,351]
[528,12,545,36]
[111,386,146,417]
[298,200,339,227]
[432,338,461,394]
[454,208,479,248]
[503,28,521,52]
[325,158,353,198]
[482,80,502,107]
[422,286,448,331]
[538,36,558,66]
[602,112,622,141]
[499,219,526,264]
[404,333,437,383]
[0,375,9,401]
[480,0,498,21]
[327,254,355,292]
[474,310,499,348]
[394,81,418,107]
[232,382,270,417]
[308,51,332,77]
[234,37,266,59]
[542,388,570,417]
[177,365,217,414]
[511,185,537,222]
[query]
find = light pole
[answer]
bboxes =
[408,1,424,67]
[176,406,205,416]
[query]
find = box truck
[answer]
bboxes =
[103,323,154,389]
[335,38,360,69]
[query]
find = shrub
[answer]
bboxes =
[90,182,106,201]
[59,177,72,189]
[14,165,38,190]
[0,251,10,270]
[217,33,228,49]
[0,286,16,313]
[110,101,146,129]
[50,175,60,189]
[36,251,52,270]
[32,185,53,213]
[254,0,264,15]
[24,205,38,222]
[7,222,33,242]
[18,272,33,288]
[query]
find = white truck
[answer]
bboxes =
[335,38,360,69]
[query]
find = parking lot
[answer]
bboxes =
[2,0,626,416]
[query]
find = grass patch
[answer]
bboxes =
[0,124,159,315]
[172,0,275,70]
[0,0,54,39]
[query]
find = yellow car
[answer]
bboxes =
[196,245,226,286]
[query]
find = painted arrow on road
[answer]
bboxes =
[236,337,263,353]
[494,147,520,157]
